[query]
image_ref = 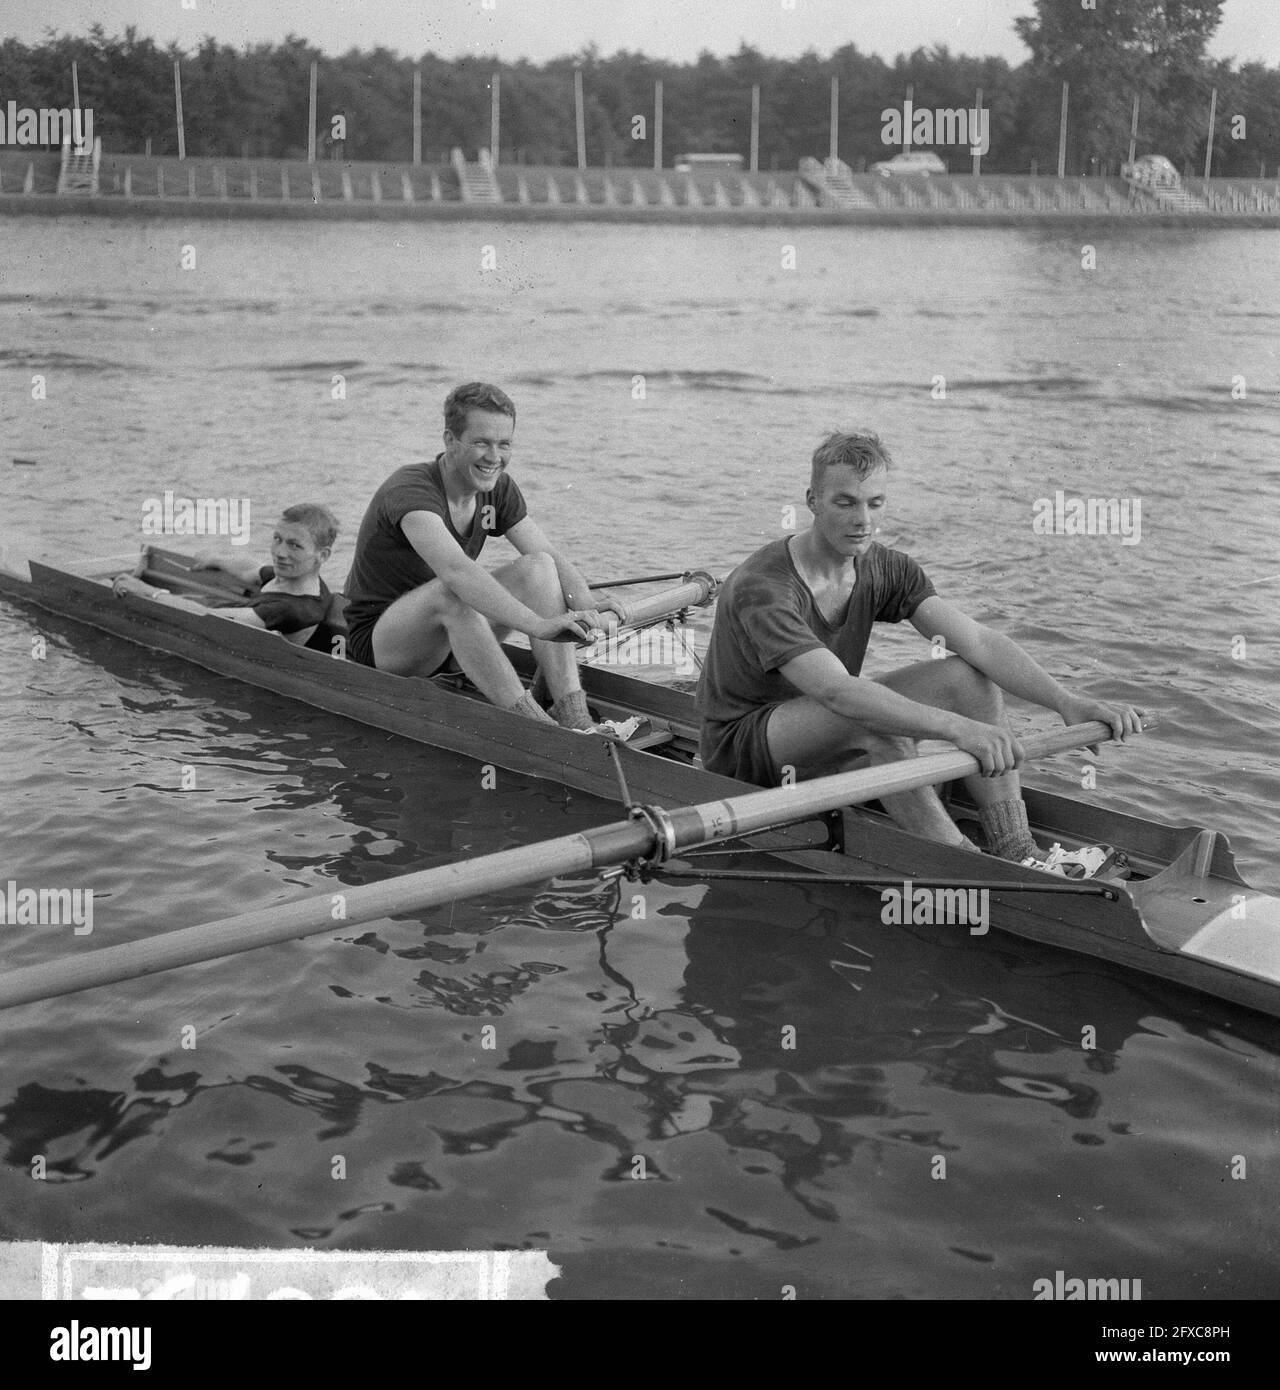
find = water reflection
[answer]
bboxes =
[1,613,1278,1294]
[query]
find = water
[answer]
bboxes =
[1,216,1278,1298]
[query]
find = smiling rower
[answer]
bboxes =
[342,382,628,730]
[695,431,1143,869]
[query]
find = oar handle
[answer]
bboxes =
[1019,713,1157,758]
[523,575,722,646]
[606,573,719,627]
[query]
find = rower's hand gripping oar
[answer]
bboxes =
[542,613,602,645]
[539,573,719,646]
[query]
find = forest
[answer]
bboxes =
[1,1,1276,176]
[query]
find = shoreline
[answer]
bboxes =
[3,192,1277,229]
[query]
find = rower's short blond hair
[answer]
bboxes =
[810,432,893,491]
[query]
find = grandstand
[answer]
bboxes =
[1,145,1276,223]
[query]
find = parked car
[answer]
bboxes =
[673,153,745,174]
[1122,154,1181,189]
[869,151,947,177]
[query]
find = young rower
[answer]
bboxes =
[695,432,1144,868]
[112,503,342,651]
[342,381,628,731]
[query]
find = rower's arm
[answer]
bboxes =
[399,511,558,637]
[780,648,966,740]
[910,596,1145,740]
[190,551,263,586]
[113,577,269,627]
[909,596,1074,714]
[151,592,267,627]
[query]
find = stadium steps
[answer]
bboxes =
[56,137,99,195]
[451,147,502,202]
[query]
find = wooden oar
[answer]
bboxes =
[608,571,717,625]
[0,720,1138,1010]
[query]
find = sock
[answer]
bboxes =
[549,689,595,731]
[978,799,1038,862]
[506,691,556,724]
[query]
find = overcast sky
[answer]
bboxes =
[8,0,1279,67]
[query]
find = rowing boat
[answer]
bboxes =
[2,544,1278,1018]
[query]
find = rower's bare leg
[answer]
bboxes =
[490,552,596,729]
[370,556,595,727]
[878,659,1019,806]
[766,656,1037,853]
[766,699,971,847]
[490,554,580,700]
[370,579,531,709]
[878,658,1036,860]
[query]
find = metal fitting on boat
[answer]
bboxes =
[626,802,679,871]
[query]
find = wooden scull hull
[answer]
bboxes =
[2,550,1278,1019]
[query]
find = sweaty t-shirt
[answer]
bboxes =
[343,456,529,641]
[696,537,936,776]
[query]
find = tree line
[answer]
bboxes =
[1,3,1276,177]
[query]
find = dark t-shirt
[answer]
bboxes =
[209,566,334,636]
[343,456,528,638]
[695,537,937,729]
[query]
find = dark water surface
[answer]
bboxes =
[1,218,1278,1298]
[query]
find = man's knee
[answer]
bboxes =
[946,658,1001,714]
[862,732,917,762]
[499,552,560,610]
[510,551,557,584]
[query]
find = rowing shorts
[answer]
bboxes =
[702,707,873,787]
[345,618,456,680]
[700,706,783,787]
[346,620,376,668]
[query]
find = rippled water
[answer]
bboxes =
[1,216,1278,1298]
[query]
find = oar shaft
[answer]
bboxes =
[0,824,650,1011]
[0,720,1135,1010]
